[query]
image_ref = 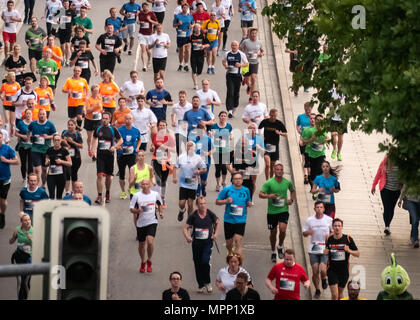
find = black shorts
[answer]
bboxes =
[84,118,101,131]
[137,223,158,242]
[68,106,83,118]
[267,212,289,230]
[330,119,348,134]
[117,154,136,180]
[0,181,11,199]
[28,49,42,61]
[155,11,165,24]
[245,63,259,76]
[66,157,81,181]
[179,187,196,201]
[264,145,279,161]
[31,151,46,167]
[241,20,254,28]
[58,29,72,43]
[139,142,147,151]
[152,57,167,73]
[191,54,205,75]
[327,268,349,288]
[3,105,15,112]
[224,222,246,240]
[177,37,189,48]
[97,152,114,176]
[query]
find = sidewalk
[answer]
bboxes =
[262,0,420,299]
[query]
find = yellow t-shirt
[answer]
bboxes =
[99,81,119,109]
[202,19,220,42]
[62,77,89,107]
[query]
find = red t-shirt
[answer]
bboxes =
[138,11,157,35]
[187,0,194,6]
[267,262,309,300]
[193,11,210,25]
[152,132,175,161]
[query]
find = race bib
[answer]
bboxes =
[25,200,34,211]
[92,112,102,120]
[230,204,243,216]
[214,138,226,148]
[128,12,136,20]
[99,140,111,150]
[248,52,258,60]
[60,15,71,23]
[72,92,82,99]
[331,246,346,261]
[208,28,217,35]
[78,60,89,69]
[153,103,163,109]
[272,196,285,207]
[279,278,295,291]
[31,38,40,45]
[194,228,209,240]
[102,96,111,103]
[49,165,63,175]
[68,148,76,157]
[184,176,196,185]
[156,149,167,159]
[310,242,326,254]
[35,136,45,144]
[192,42,202,50]
[228,67,239,74]
[5,95,13,102]
[266,143,276,153]
[140,22,149,29]
[40,98,49,106]
[319,193,332,203]
[141,204,153,214]
[311,142,324,151]
[42,66,52,74]
[105,44,114,53]
[123,146,134,155]
[177,30,187,38]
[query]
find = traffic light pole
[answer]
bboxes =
[0,263,50,277]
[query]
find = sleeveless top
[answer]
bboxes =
[130,163,151,195]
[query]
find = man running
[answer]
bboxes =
[183,96,213,139]
[95,24,123,73]
[137,2,158,72]
[196,79,221,123]
[120,71,145,111]
[240,28,263,95]
[19,173,49,222]
[171,90,192,156]
[57,0,76,66]
[296,102,313,184]
[25,17,47,74]
[173,3,194,72]
[148,24,171,81]
[146,77,173,122]
[69,40,98,85]
[201,12,220,75]
[131,95,157,151]
[238,0,257,40]
[120,0,141,56]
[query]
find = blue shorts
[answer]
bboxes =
[207,40,218,50]
[200,163,211,181]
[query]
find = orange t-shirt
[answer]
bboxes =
[85,96,103,121]
[22,108,39,121]
[1,82,21,106]
[43,45,63,69]
[62,77,89,107]
[112,108,131,128]
[98,81,119,109]
[35,86,54,112]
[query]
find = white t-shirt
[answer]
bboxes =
[73,0,90,13]
[173,5,190,16]
[242,102,268,126]
[131,107,158,143]
[216,266,251,300]
[176,153,206,190]
[121,80,145,110]
[302,214,333,254]
[152,0,166,13]
[212,3,226,28]
[221,0,232,20]
[2,9,21,33]
[196,88,221,120]
[12,89,38,120]
[171,102,192,136]
[150,33,171,59]
[130,190,162,228]
[46,0,63,24]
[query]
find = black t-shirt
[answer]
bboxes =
[93,125,121,154]
[70,50,94,74]
[189,33,209,57]
[162,288,190,300]
[5,56,27,70]
[61,130,83,158]
[232,144,256,178]
[46,147,69,175]
[59,8,76,31]
[225,287,261,300]
[96,34,122,58]
[258,119,287,145]
[326,234,358,271]
[186,209,218,241]
[71,35,90,51]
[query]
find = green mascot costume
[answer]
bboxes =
[377,252,413,300]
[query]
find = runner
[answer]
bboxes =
[5,44,29,86]
[69,39,98,85]
[117,114,141,200]
[312,160,341,218]
[175,141,206,222]
[137,2,158,72]
[19,173,49,221]
[191,0,207,12]
[130,179,163,273]
[148,0,167,24]
[216,171,252,256]
[171,90,192,156]
[112,98,131,128]
[1,72,21,135]
[1,0,22,60]
[13,77,37,126]
[189,24,209,90]
[183,196,220,294]
[25,17,47,74]
[61,66,89,130]
[183,95,213,138]
[95,24,123,73]
[34,77,54,117]
[222,41,248,118]
[98,70,120,118]
[70,26,90,52]
[258,108,287,180]
[238,0,257,40]
[240,28,263,95]
[57,0,76,66]
[129,150,154,199]
[192,2,209,26]
[201,12,221,75]
[221,0,233,51]
[302,201,332,299]
[36,49,58,93]
[241,90,268,127]
[61,119,83,195]
[196,78,221,124]
[84,85,103,159]
[91,112,123,205]
[120,0,141,56]
[23,0,35,24]
[146,77,173,122]
[148,24,171,81]
[72,6,93,37]
[131,95,157,151]
[43,0,62,36]
[0,131,19,229]
[265,248,310,300]
[120,71,145,111]
[296,102,313,184]
[212,0,226,56]
[162,272,190,300]
[105,7,126,41]
[329,87,347,161]
[259,162,296,262]
[15,109,34,185]
[225,272,260,300]
[324,218,360,300]
[173,3,194,72]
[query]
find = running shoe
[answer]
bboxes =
[222,46,226,51]
[95,196,102,205]
[384,227,391,236]
[211,67,215,74]
[142,67,147,72]
[331,149,337,159]
[414,240,419,248]
[105,193,110,203]
[202,186,207,197]
[205,284,213,293]
[197,287,205,293]
[120,191,127,200]
[313,289,321,299]
[216,51,220,57]
[304,175,309,184]
[207,67,211,74]
[216,184,220,192]
[184,65,189,72]
[146,260,152,273]
[246,86,251,95]
[322,278,328,290]
[139,262,146,273]
[337,153,343,161]
[177,65,183,72]
[228,110,233,118]
[177,210,185,222]
[117,55,121,64]
[123,44,128,52]
[312,192,319,201]
[271,253,277,263]
[277,246,284,259]
[0,213,5,229]
[128,50,132,56]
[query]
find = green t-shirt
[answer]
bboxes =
[73,16,93,37]
[261,177,294,214]
[318,53,331,63]
[302,127,327,158]
[17,225,33,256]
[25,27,46,51]
[37,59,57,86]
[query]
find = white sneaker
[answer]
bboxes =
[205,284,213,293]
[22,179,27,187]
[197,287,205,293]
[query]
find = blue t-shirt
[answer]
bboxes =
[122,2,141,24]
[105,17,125,38]
[239,0,257,21]
[210,123,232,153]
[28,120,57,154]
[296,113,310,133]
[63,193,92,205]
[173,13,194,38]
[217,185,251,224]
[313,174,340,204]
[0,144,16,180]
[191,134,214,165]
[19,187,49,218]
[117,126,141,157]
[183,108,212,136]
[146,89,172,122]
[244,133,265,152]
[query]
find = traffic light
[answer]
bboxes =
[49,206,110,300]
